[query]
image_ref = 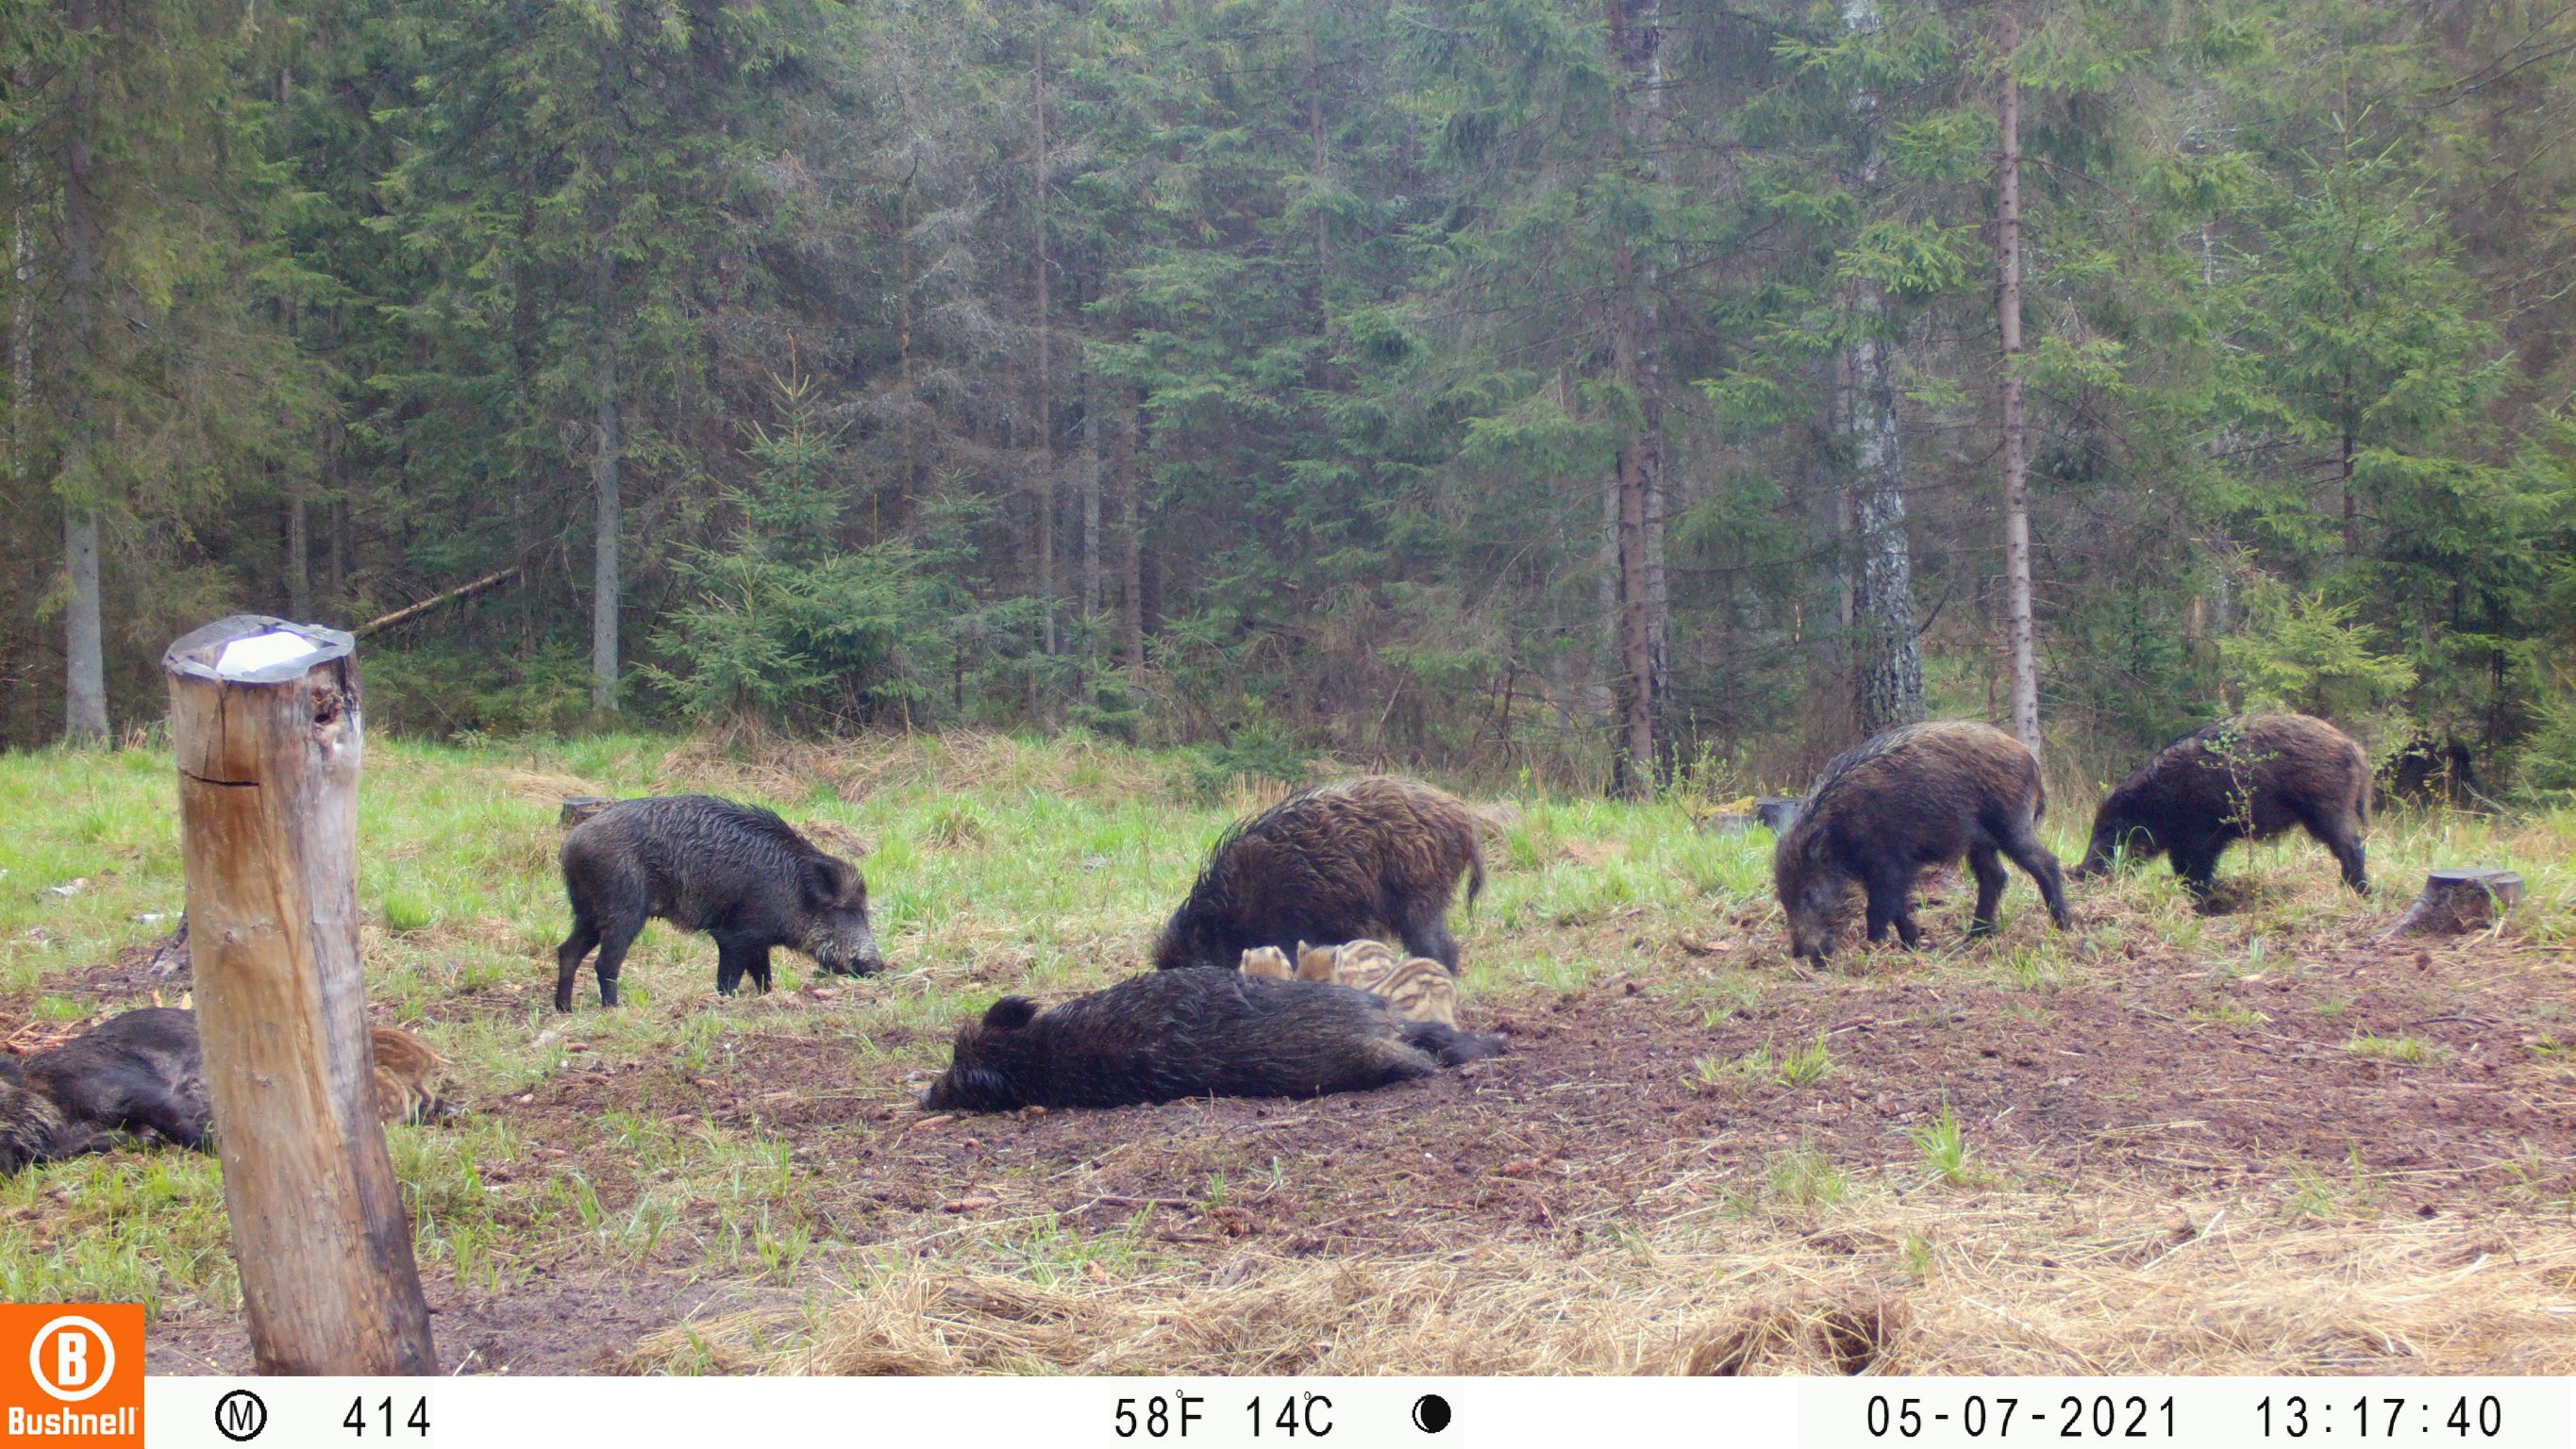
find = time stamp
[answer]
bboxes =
[1846,1390,2567,1446]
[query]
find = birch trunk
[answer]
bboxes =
[1840,0,1923,738]
[59,0,107,742]
[1997,7,2038,756]
[591,257,623,713]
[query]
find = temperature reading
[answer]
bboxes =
[1246,1394,1333,1437]
[1114,1394,1205,1439]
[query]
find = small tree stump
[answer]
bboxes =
[1756,796,1805,834]
[1698,811,1757,836]
[2381,868,2523,939]
[560,796,614,828]
[164,615,436,1374]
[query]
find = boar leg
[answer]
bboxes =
[1864,869,1920,950]
[589,911,646,1008]
[555,911,601,1013]
[1397,910,1462,973]
[2170,840,2223,906]
[2298,810,2369,893]
[713,937,771,996]
[2000,832,2074,928]
[1965,846,2009,937]
[118,1084,213,1151]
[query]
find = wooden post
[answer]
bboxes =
[163,615,436,1375]
[560,796,614,828]
[2381,868,2523,940]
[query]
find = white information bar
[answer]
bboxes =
[139,1375,2573,1449]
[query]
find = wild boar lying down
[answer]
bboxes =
[0,1008,449,1174]
[920,969,1504,1113]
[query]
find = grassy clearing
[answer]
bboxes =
[2,729,2573,1371]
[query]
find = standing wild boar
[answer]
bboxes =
[2076,713,2371,897]
[918,969,1506,1113]
[555,794,883,1010]
[1153,777,1485,973]
[0,1008,453,1174]
[1775,721,2072,961]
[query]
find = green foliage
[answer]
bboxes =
[2218,588,2417,727]
[644,374,952,729]
[5,0,2576,791]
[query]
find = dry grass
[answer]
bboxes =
[656,729,1186,806]
[635,1190,2576,1376]
[484,767,607,808]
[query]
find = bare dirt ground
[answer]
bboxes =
[135,909,2576,1375]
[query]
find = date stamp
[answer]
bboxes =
[1802,1379,2569,1448]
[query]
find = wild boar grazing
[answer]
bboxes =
[0,1009,454,1174]
[1775,721,2072,961]
[556,793,883,1010]
[1154,777,1485,973]
[919,970,1506,1113]
[2077,713,2371,897]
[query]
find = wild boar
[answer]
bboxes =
[919,969,1505,1113]
[556,794,883,1009]
[2077,712,2371,897]
[1155,777,1484,973]
[1775,721,2072,960]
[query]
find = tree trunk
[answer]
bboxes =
[1120,396,1145,673]
[275,66,309,624]
[1032,25,1057,660]
[1839,0,1923,739]
[591,256,622,714]
[2339,407,2360,557]
[1600,0,1671,796]
[1997,6,2038,757]
[1079,375,1101,654]
[1309,17,1330,331]
[59,0,106,744]
[12,61,38,650]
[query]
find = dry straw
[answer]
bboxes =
[635,1191,2576,1376]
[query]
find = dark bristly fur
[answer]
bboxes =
[1152,777,1486,973]
[919,970,1508,1113]
[0,1009,454,1174]
[556,793,883,1010]
[1775,721,2073,961]
[2076,712,2372,898]
[0,1071,101,1174]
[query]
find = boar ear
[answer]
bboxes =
[981,996,1041,1032]
[800,857,859,909]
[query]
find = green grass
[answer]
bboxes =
[1908,1100,1977,1187]
[1,730,2570,1326]
[1698,1032,1834,1092]
[2346,1033,2444,1065]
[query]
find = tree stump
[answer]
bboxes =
[1698,811,1757,836]
[1756,796,1805,834]
[2381,868,2523,939]
[560,796,614,828]
[164,615,436,1375]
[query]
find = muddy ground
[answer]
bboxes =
[127,912,2576,1374]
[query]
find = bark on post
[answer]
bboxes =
[163,616,435,1375]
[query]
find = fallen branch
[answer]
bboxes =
[351,564,523,638]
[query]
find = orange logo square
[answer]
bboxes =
[0,1305,142,1445]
